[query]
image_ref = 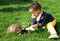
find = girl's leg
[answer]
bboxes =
[47,19,59,38]
[47,19,57,35]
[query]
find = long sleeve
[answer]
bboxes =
[31,18,37,25]
[31,11,54,28]
[38,16,47,28]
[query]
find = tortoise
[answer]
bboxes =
[6,24,26,35]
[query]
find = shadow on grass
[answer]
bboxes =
[0,7,29,12]
[0,0,33,5]
[29,22,60,35]
[55,22,60,35]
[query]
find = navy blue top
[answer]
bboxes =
[31,11,54,28]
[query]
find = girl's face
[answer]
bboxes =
[29,8,40,17]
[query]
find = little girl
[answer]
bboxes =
[26,2,59,39]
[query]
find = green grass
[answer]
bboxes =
[0,0,60,41]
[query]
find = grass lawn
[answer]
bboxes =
[0,0,60,41]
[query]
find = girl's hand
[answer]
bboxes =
[26,25,35,31]
[32,24,38,28]
[25,24,38,31]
